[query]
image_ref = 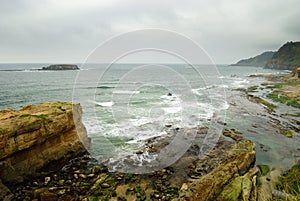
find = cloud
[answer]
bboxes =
[0,0,299,63]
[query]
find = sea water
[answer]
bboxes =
[0,63,299,169]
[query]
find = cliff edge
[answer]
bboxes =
[0,102,89,198]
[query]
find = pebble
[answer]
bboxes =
[79,174,87,179]
[101,183,111,188]
[48,187,57,192]
[44,177,51,185]
[73,174,78,179]
[57,189,66,195]
[91,166,101,174]
[58,179,65,186]
[180,183,188,191]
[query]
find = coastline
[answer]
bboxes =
[0,70,299,200]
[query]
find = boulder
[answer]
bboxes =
[291,66,300,79]
[0,102,89,189]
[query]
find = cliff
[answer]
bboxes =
[0,102,89,198]
[265,41,300,70]
[232,51,275,67]
[41,64,79,70]
[233,41,300,70]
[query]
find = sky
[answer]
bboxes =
[0,0,299,64]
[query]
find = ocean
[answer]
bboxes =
[1,63,299,169]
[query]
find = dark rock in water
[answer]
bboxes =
[167,92,172,96]
[41,64,79,70]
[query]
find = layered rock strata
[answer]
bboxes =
[0,102,89,199]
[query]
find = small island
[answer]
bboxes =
[41,64,79,70]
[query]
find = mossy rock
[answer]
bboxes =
[283,130,294,138]
[257,164,270,176]
[218,176,243,201]
[276,163,300,196]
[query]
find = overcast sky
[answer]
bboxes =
[0,0,299,64]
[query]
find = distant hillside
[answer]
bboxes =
[265,41,300,70]
[232,51,275,67]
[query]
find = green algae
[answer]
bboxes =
[257,164,270,176]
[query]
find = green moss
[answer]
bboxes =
[267,93,300,108]
[257,164,270,176]
[218,176,243,200]
[283,130,294,138]
[286,113,300,117]
[276,163,300,197]
[0,127,10,134]
[273,81,300,88]
[247,94,276,112]
[19,114,47,119]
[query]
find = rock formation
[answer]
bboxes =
[266,41,300,70]
[232,51,274,67]
[292,66,300,79]
[0,102,89,199]
[41,64,79,70]
[10,126,257,201]
[233,41,300,70]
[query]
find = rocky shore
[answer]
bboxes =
[1,67,299,201]
[4,127,257,201]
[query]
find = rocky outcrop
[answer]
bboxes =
[234,41,300,70]
[41,64,79,70]
[0,102,89,199]
[265,41,300,70]
[292,66,300,79]
[176,139,256,201]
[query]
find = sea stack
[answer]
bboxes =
[41,64,79,70]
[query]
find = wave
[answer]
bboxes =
[95,101,114,107]
[231,79,250,88]
[163,107,182,114]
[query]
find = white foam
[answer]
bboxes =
[130,117,152,127]
[231,79,250,88]
[95,101,114,107]
[163,107,182,114]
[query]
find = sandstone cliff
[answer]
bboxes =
[0,102,89,198]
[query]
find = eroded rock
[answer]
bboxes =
[0,102,89,198]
